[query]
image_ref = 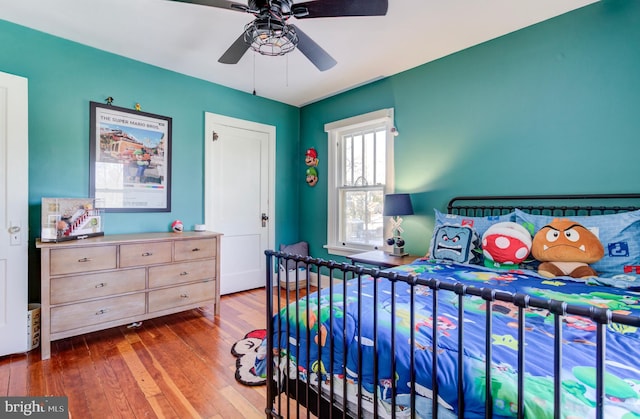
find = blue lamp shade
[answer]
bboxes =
[383,193,414,216]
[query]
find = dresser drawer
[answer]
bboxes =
[50,245,117,275]
[50,293,145,333]
[175,238,216,261]
[148,280,215,313]
[50,268,146,305]
[120,241,172,267]
[149,260,215,288]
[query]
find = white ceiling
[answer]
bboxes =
[0,0,597,107]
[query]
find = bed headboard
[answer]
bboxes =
[447,193,640,217]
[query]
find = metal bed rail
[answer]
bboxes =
[447,193,640,217]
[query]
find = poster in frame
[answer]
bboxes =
[89,101,172,212]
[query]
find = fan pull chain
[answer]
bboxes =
[252,53,256,96]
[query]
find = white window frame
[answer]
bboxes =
[324,108,395,257]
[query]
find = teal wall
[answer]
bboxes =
[2,0,639,302]
[0,19,301,302]
[298,0,640,261]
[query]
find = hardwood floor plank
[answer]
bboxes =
[0,356,10,395]
[55,336,93,417]
[218,385,265,419]
[130,326,219,418]
[25,352,45,396]
[163,312,269,411]
[126,339,205,418]
[11,354,29,396]
[82,327,138,418]
[146,393,180,419]
[100,338,159,418]
[139,311,260,417]
[116,339,162,397]
[73,337,114,417]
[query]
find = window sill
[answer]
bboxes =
[324,244,381,257]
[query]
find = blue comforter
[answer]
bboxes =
[266,259,640,418]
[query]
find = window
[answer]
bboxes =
[324,109,395,256]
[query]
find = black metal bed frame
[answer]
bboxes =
[265,193,640,419]
[447,193,640,216]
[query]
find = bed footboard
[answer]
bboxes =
[264,251,640,419]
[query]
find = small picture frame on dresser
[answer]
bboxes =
[40,197,104,242]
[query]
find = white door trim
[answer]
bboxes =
[204,113,276,286]
[0,71,29,356]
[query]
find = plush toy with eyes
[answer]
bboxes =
[430,224,479,264]
[171,219,183,233]
[482,222,532,269]
[531,218,604,279]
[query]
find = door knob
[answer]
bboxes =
[261,213,269,227]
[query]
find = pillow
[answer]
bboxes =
[279,241,309,271]
[434,209,516,238]
[515,208,640,275]
[428,224,479,264]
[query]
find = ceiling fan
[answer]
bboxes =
[169,0,389,71]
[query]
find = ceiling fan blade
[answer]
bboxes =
[291,25,336,72]
[218,32,251,64]
[294,0,388,18]
[166,0,249,12]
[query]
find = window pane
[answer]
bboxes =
[353,134,363,185]
[375,130,386,184]
[345,135,353,185]
[344,133,366,186]
[342,129,387,187]
[340,188,384,246]
[364,131,374,185]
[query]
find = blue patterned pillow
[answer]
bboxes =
[515,208,640,275]
[434,209,515,238]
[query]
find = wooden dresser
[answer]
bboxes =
[36,231,221,360]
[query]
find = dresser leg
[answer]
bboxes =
[41,339,51,360]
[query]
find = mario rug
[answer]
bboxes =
[231,329,267,386]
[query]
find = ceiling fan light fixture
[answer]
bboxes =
[243,16,298,57]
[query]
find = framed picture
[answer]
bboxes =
[89,101,172,212]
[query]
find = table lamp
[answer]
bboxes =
[383,193,414,256]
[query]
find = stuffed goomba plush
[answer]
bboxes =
[531,218,604,279]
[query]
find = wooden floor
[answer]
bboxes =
[0,287,306,419]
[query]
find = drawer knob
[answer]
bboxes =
[141,252,153,257]
[180,293,189,299]
[96,308,109,315]
[78,257,92,262]
[192,248,200,252]
[180,271,189,276]
[95,282,107,288]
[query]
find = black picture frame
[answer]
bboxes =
[89,101,172,212]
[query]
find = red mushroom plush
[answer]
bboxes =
[482,222,532,269]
